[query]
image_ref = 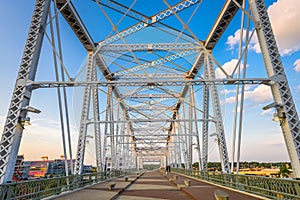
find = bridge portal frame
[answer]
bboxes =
[0,0,300,184]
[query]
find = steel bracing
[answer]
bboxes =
[74,53,93,174]
[0,0,51,183]
[0,0,300,184]
[206,54,230,173]
[249,0,300,177]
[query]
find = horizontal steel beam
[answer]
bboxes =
[120,142,182,144]
[123,94,178,98]
[87,118,216,124]
[115,49,198,76]
[31,78,271,88]
[116,74,184,79]
[106,134,198,137]
[100,43,200,52]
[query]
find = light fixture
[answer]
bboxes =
[272,110,286,126]
[21,117,31,127]
[209,133,217,137]
[262,102,281,110]
[23,105,41,114]
[272,112,281,122]
[263,102,286,125]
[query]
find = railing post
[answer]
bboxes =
[294,181,300,198]
[244,176,249,192]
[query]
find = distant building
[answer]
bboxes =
[13,155,76,181]
[12,155,30,181]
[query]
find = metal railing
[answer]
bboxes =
[0,170,128,200]
[172,168,300,199]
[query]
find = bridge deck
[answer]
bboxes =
[52,171,266,200]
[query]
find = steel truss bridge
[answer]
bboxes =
[0,0,300,198]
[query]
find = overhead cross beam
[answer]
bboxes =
[100,43,200,52]
[31,78,271,88]
[94,0,201,48]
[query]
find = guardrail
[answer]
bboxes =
[0,170,131,200]
[172,168,300,199]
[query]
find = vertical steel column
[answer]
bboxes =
[202,66,209,171]
[206,53,230,173]
[0,0,51,183]
[181,103,189,169]
[115,104,120,169]
[250,0,300,178]
[187,85,193,169]
[191,85,202,170]
[109,86,115,170]
[103,86,111,171]
[126,123,133,169]
[120,113,126,170]
[53,0,74,174]
[92,63,102,172]
[166,144,169,168]
[176,111,183,167]
[173,124,180,167]
[74,52,93,174]
[231,0,246,174]
[48,8,69,176]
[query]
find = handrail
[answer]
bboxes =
[0,170,132,200]
[172,168,300,199]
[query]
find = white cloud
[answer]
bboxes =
[268,0,300,55]
[226,29,260,53]
[220,89,235,95]
[244,84,272,104]
[216,59,246,78]
[293,59,300,72]
[231,105,246,113]
[261,109,272,116]
[0,116,6,131]
[226,30,243,50]
[226,0,300,56]
[242,85,253,91]
[297,84,300,90]
[225,84,272,105]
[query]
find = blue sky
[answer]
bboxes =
[0,0,300,164]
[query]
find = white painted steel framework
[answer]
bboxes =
[0,0,51,183]
[0,0,299,183]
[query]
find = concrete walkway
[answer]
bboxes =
[52,173,141,200]
[164,171,268,200]
[51,170,267,200]
[115,171,191,200]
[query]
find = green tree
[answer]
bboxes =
[192,162,199,169]
[278,166,291,178]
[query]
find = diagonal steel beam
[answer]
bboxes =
[205,0,243,49]
[169,52,205,131]
[56,0,95,51]
[168,0,242,135]
[0,0,51,183]
[56,0,138,166]
[95,0,201,49]
[96,0,196,42]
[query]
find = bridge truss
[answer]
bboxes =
[0,0,299,183]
